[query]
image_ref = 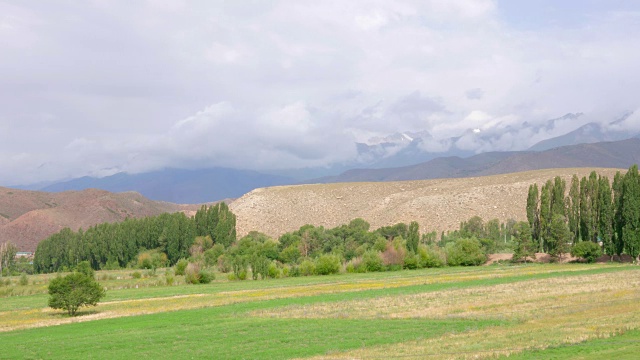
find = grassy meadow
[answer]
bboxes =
[0,263,639,359]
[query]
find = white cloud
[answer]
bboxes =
[0,0,639,184]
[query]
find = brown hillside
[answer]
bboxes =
[231,168,622,239]
[0,187,200,252]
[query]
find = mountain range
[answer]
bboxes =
[314,138,640,183]
[9,112,639,203]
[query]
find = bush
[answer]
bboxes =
[361,251,384,272]
[571,241,602,263]
[403,253,418,269]
[48,272,106,316]
[217,255,231,273]
[165,270,175,286]
[204,244,225,267]
[19,272,28,286]
[268,262,280,279]
[315,254,341,275]
[418,245,445,268]
[446,238,487,266]
[381,242,405,270]
[198,269,215,284]
[174,259,189,276]
[131,271,142,279]
[185,263,201,284]
[299,259,316,276]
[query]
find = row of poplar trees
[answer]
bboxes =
[33,203,236,273]
[526,165,640,261]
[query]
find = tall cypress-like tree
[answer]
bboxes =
[622,165,640,262]
[598,175,614,259]
[612,171,625,257]
[526,184,540,243]
[407,221,419,253]
[567,175,581,243]
[539,180,552,252]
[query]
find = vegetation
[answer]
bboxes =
[527,165,640,263]
[0,264,638,359]
[47,269,106,316]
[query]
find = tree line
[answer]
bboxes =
[526,165,640,262]
[33,203,236,273]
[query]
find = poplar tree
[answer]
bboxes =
[622,165,640,262]
[567,175,581,243]
[526,184,540,243]
[598,175,615,259]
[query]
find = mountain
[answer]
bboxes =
[41,167,294,203]
[314,138,640,183]
[231,168,621,240]
[0,187,201,251]
[529,113,637,151]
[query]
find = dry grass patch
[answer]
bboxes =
[295,270,640,360]
[256,271,640,320]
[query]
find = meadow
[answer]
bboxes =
[0,263,639,359]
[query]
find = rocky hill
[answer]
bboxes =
[231,168,622,239]
[0,187,200,251]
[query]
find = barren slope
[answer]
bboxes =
[231,168,622,239]
[0,187,200,251]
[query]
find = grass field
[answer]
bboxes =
[1,263,639,359]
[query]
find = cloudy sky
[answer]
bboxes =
[1,0,640,185]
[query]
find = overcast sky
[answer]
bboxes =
[1,0,640,185]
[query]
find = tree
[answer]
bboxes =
[548,214,571,261]
[598,176,615,260]
[539,181,552,252]
[406,221,419,253]
[512,222,536,263]
[0,241,17,275]
[622,165,640,263]
[48,272,106,316]
[567,175,580,243]
[526,184,540,243]
[571,241,602,263]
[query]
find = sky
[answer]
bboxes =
[1,0,640,185]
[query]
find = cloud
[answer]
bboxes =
[1,0,640,184]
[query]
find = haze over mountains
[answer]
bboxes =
[14,115,640,204]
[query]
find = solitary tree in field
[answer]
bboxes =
[48,272,105,316]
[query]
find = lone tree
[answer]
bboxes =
[48,271,105,316]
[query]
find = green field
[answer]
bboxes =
[1,263,639,359]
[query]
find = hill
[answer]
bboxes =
[315,138,640,183]
[39,167,294,203]
[0,187,200,251]
[230,168,622,239]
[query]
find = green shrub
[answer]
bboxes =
[403,253,418,269]
[418,245,445,268]
[315,254,341,275]
[361,251,384,272]
[204,244,225,267]
[571,241,602,263]
[131,271,142,279]
[217,255,231,273]
[238,269,247,280]
[174,259,189,276]
[446,238,487,266]
[198,269,215,284]
[373,238,387,252]
[19,272,28,286]
[267,262,280,279]
[299,259,316,276]
[165,270,175,286]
